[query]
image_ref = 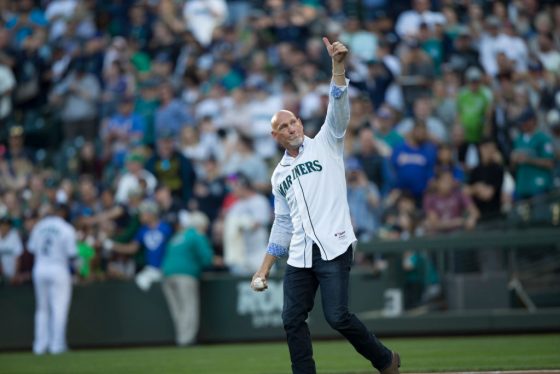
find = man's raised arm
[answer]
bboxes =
[322,37,350,139]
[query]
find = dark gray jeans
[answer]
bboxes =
[282,244,392,374]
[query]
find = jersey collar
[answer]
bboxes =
[281,136,310,166]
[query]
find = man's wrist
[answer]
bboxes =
[332,62,345,75]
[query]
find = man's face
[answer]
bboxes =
[0,221,10,235]
[520,119,536,133]
[437,172,454,195]
[158,138,175,157]
[414,0,430,12]
[412,123,428,143]
[271,111,305,151]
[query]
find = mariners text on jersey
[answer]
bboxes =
[277,160,323,198]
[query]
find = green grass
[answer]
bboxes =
[1,334,559,374]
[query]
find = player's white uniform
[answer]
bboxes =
[270,79,357,268]
[0,228,23,280]
[28,215,77,354]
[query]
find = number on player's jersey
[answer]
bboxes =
[42,236,53,256]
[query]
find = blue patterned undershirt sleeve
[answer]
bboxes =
[325,79,350,138]
[330,85,344,100]
[267,242,288,258]
[266,214,292,258]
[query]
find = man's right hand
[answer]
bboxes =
[251,272,268,292]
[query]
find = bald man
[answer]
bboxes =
[251,38,401,374]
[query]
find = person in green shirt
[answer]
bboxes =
[161,211,214,346]
[511,108,555,199]
[456,67,492,144]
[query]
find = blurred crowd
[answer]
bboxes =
[0,0,559,303]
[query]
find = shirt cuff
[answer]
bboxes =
[267,243,289,258]
[330,78,349,99]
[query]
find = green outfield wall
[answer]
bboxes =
[1,227,560,350]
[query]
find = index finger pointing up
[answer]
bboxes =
[322,37,333,55]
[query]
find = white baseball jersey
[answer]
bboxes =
[270,80,357,268]
[28,216,77,269]
[0,228,23,279]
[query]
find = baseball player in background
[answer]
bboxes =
[28,204,77,355]
[251,38,401,374]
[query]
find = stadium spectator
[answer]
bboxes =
[221,134,270,194]
[346,157,381,242]
[114,152,157,204]
[0,58,15,126]
[396,96,447,143]
[49,60,101,142]
[423,170,479,234]
[353,127,393,196]
[456,67,493,146]
[479,16,506,77]
[182,0,228,48]
[466,138,505,221]
[145,131,197,204]
[399,39,435,113]
[161,211,213,346]
[434,143,465,183]
[395,0,445,39]
[222,173,271,275]
[511,108,555,199]
[0,211,23,284]
[372,105,404,149]
[100,96,145,170]
[155,83,194,139]
[391,120,437,204]
[105,199,173,289]
[191,156,228,225]
[154,184,182,229]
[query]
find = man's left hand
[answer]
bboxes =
[322,37,348,63]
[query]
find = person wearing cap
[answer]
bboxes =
[345,157,381,242]
[114,152,157,204]
[104,199,173,287]
[0,212,23,284]
[511,107,555,199]
[479,16,507,76]
[27,202,77,355]
[1,126,33,191]
[456,66,492,145]
[373,105,404,149]
[161,210,213,346]
[447,28,480,74]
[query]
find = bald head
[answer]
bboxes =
[270,110,304,156]
[271,110,297,131]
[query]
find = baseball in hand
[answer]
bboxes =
[251,277,267,291]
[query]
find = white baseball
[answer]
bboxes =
[252,277,266,291]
